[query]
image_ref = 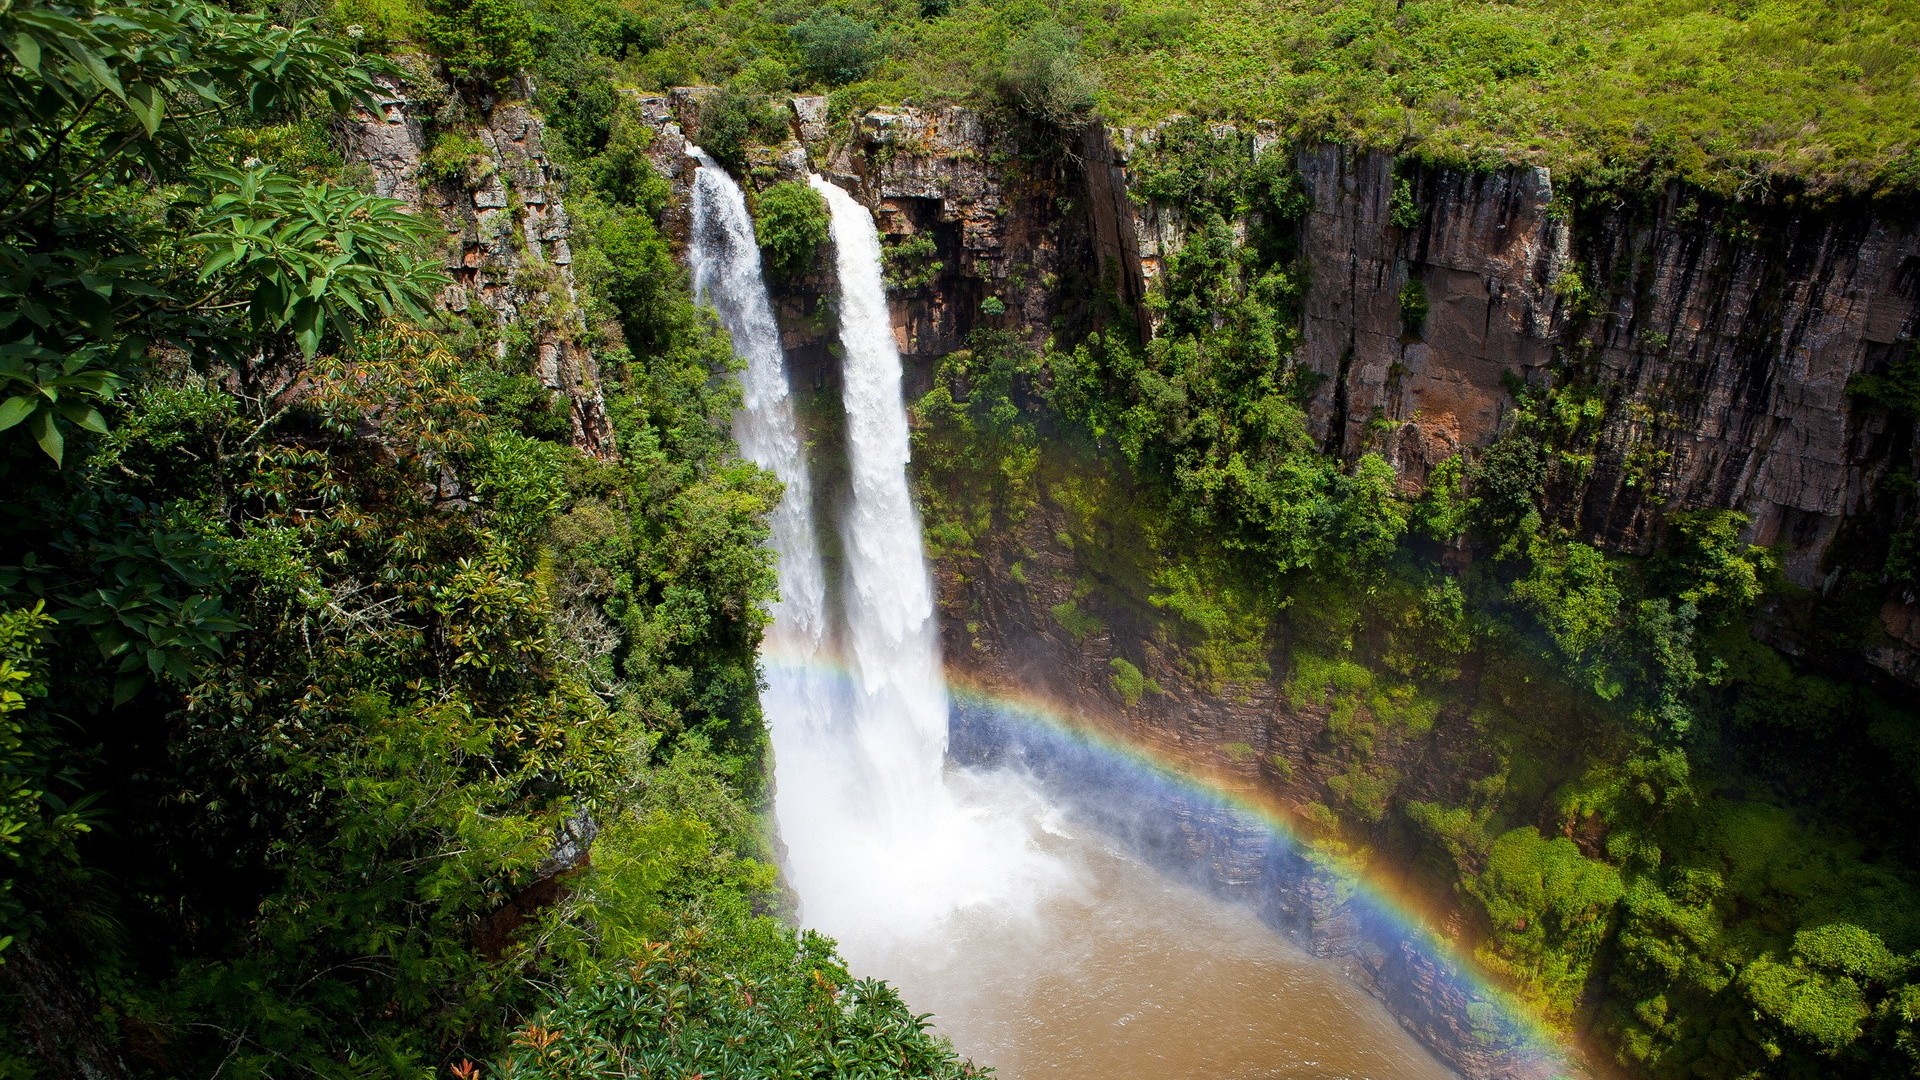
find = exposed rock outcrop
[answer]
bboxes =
[343,75,615,458]
[1286,149,1919,594]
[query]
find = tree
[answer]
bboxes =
[790,11,883,86]
[425,0,538,87]
[752,181,830,280]
[0,0,439,465]
[993,22,1098,130]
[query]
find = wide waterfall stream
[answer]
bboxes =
[690,154,1458,1080]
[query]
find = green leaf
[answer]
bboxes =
[0,395,36,432]
[126,82,164,136]
[112,674,144,707]
[26,408,63,465]
[54,401,108,434]
[8,33,42,75]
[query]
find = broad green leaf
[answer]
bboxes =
[112,674,144,707]
[0,395,37,432]
[126,82,164,135]
[26,407,63,465]
[8,32,42,75]
[55,401,108,434]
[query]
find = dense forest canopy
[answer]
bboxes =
[3,0,1920,1077]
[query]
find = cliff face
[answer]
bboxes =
[1288,150,1918,590]
[737,101,1918,685]
[343,74,615,458]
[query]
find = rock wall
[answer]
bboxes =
[343,73,614,458]
[1287,150,1919,590]
[726,100,1916,683]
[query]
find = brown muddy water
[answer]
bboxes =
[852,805,1460,1080]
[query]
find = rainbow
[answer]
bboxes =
[762,653,1586,1079]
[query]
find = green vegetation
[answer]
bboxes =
[884,232,945,290]
[1109,656,1146,706]
[990,20,1099,131]
[0,2,970,1076]
[426,0,537,86]
[11,0,1920,1075]
[752,179,830,280]
[790,10,885,87]
[1398,277,1428,338]
[1469,827,1624,1021]
[424,127,496,185]
[1050,599,1104,639]
[433,0,1920,194]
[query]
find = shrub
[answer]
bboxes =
[882,233,943,290]
[790,11,884,86]
[1051,600,1103,639]
[425,0,536,87]
[1412,454,1473,541]
[1847,346,1920,419]
[1398,277,1428,337]
[1656,510,1773,622]
[331,0,422,47]
[1470,827,1624,1019]
[422,130,494,187]
[1511,540,1623,685]
[695,88,787,175]
[752,181,829,280]
[992,22,1098,130]
[1328,761,1399,822]
[1109,656,1146,706]
[1389,174,1421,228]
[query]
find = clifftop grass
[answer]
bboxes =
[1058,0,1920,196]
[524,0,1920,196]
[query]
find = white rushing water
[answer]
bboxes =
[778,176,1073,967]
[689,158,1066,974]
[688,149,830,661]
[687,147,839,855]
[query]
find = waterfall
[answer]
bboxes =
[807,176,950,823]
[778,176,1072,968]
[693,155,1069,1021]
[687,148,836,853]
[688,148,828,661]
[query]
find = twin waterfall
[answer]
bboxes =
[687,153,1064,977]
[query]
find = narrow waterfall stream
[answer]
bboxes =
[691,159,1459,1080]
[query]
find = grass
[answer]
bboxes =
[1065,0,1920,195]
[595,0,1920,196]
